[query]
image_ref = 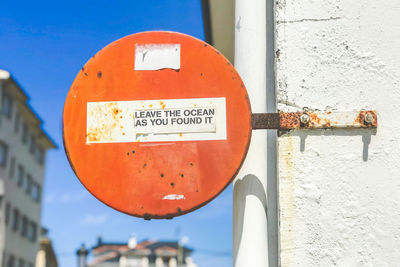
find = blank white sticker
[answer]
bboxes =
[134,44,180,70]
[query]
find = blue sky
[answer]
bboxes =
[0,1,232,266]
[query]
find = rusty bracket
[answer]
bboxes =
[252,110,377,130]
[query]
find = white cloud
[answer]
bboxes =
[44,190,87,204]
[81,214,108,225]
[179,236,189,246]
[60,190,87,203]
[45,193,56,204]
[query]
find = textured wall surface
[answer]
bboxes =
[276,0,400,266]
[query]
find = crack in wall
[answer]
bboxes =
[277,16,342,24]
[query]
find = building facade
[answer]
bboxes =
[35,228,58,267]
[78,237,197,267]
[0,70,56,267]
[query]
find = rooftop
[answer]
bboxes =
[0,69,57,149]
[89,238,193,266]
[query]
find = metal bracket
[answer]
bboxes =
[252,110,377,130]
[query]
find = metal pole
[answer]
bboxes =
[177,243,183,266]
[76,244,88,267]
[233,0,270,266]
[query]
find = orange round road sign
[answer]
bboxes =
[63,31,251,219]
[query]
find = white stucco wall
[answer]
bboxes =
[276,0,400,266]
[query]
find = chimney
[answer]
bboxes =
[76,243,89,267]
[97,236,103,246]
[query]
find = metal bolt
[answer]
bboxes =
[365,113,374,124]
[300,114,310,124]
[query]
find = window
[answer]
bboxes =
[14,113,20,133]
[2,251,6,267]
[21,216,28,237]
[25,175,32,194]
[2,91,12,119]
[29,136,35,154]
[9,157,15,179]
[126,258,144,267]
[22,124,28,145]
[17,258,24,267]
[35,146,45,165]
[6,254,15,267]
[28,222,37,242]
[5,202,10,226]
[17,165,24,187]
[31,183,41,202]
[0,141,8,167]
[12,209,19,232]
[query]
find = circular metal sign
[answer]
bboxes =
[63,31,251,219]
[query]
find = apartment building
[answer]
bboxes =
[77,236,197,267]
[76,237,197,267]
[0,70,56,267]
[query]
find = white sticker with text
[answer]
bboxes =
[86,97,226,143]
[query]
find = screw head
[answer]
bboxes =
[365,113,374,124]
[300,114,310,124]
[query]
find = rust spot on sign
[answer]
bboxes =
[87,132,100,142]
[86,102,126,142]
[160,101,166,109]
